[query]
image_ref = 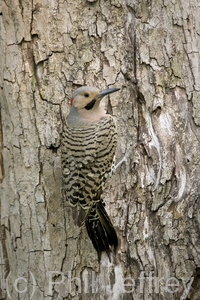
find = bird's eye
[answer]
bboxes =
[84,93,89,97]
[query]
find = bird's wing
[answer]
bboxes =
[62,116,117,226]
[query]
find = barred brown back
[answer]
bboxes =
[61,115,117,211]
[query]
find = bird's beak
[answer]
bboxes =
[96,87,120,99]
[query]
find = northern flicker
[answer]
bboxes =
[61,86,120,262]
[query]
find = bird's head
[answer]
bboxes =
[70,86,120,110]
[68,86,120,122]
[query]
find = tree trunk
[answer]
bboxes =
[1,0,200,299]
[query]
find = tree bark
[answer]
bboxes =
[1,0,200,299]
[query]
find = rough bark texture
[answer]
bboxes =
[1,0,200,299]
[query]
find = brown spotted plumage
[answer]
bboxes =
[61,86,120,261]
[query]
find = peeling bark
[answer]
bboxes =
[1,0,200,299]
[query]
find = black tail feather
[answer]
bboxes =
[85,201,118,262]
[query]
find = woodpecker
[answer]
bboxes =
[61,86,120,262]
